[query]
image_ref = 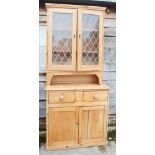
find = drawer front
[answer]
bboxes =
[84,91,108,102]
[49,91,75,103]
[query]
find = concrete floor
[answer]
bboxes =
[39,141,116,155]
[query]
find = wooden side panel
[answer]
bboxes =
[48,107,78,147]
[79,106,107,145]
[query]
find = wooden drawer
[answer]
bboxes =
[84,91,108,102]
[49,91,75,103]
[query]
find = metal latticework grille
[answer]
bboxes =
[82,14,99,65]
[52,13,72,65]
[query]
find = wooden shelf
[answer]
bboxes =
[46,84,110,91]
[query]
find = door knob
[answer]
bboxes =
[59,95,64,100]
[94,95,98,100]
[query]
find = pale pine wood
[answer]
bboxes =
[47,8,77,71]
[77,9,104,71]
[46,3,106,11]
[46,92,48,146]
[84,91,108,102]
[46,4,109,150]
[104,105,108,142]
[46,84,110,91]
[75,91,83,101]
[79,106,107,145]
[48,91,75,103]
[47,107,78,148]
[51,74,99,84]
[46,7,105,72]
[46,141,108,151]
[48,101,108,108]
[46,71,103,85]
[39,9,116,26]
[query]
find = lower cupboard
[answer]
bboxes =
[47,105,108,149]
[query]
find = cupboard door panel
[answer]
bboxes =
[48,107,78,148]
[47,8,77,71]
[79,106,108,145]
[78,9,104,71]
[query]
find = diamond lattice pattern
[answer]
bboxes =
[82,14,99,65]
[52,13,72,65]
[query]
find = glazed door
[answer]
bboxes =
[79,106,108,145]
[47,8,77,71]
[78,10,104,71]
[47,107,78,148]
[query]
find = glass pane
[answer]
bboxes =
[82,14,99,65]
[52,13,72,65]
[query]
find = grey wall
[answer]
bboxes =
[39,8,116,118]
[104,17,116,114]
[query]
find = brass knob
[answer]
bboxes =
[59,95,64,100]
[94,95,98,100]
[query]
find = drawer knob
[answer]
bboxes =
[59,95,64,100]
[94,95,98,100]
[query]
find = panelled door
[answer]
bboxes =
[47,107,78,148]
[47,8,77,71]
[79,106,108,145]
[77,9,104,71]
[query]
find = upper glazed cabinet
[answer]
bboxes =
[47,7,104,71]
